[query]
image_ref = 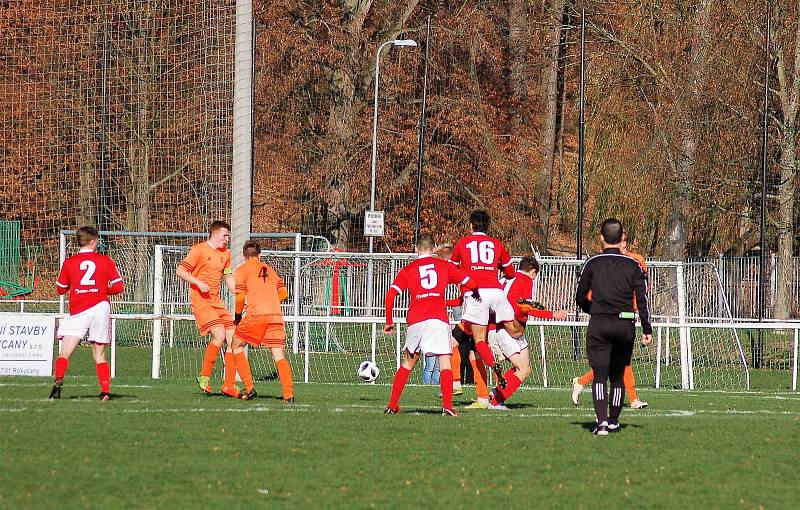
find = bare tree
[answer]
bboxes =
[536,0,565,252]
[663,0,713,260]
[772,2,799,319]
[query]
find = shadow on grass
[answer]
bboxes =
[66,393,137,400]
[505,402,538,410]
[573,421,642,432]
[409,408,446,415]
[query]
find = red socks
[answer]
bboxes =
[440,369,454,410]
[474,340,496,366]
[388,366,412,409]
[494,370,522,403]
[96,362,110,393]
[54,356,69,380]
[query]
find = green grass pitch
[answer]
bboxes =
[1,348,799,509]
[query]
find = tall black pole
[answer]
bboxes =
[413,16,432,247]
[572,8,587,362]
[576,8,586,259]
[756,2,771,368]
[98,21,110,235]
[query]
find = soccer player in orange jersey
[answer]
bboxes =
[571,231,649,409]
[176,220,237,396]
[231,240,293,402]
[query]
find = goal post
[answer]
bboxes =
[56,236,758,389]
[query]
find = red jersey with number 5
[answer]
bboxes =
[450,232,515,289]
[56,250,124,315]
[389,255,472,325]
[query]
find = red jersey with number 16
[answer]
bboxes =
[56,250,124,315]
[450,232,515,289]
[386,255,473,326]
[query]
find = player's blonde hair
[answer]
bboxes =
[435,242,454,258]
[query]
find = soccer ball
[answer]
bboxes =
[357,360,380,383]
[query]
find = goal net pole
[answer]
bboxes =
[232,0,254,269]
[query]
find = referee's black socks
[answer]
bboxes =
[591,365,610,424]
[608,374,626,424]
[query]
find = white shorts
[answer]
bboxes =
[404,319,451,356]
[488,328,528,360]
[460,288,515,326]
[57,301,112,344]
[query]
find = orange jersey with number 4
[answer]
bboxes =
[234,258,286,318]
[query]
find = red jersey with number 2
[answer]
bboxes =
[57,251,123,315]
[389,256,471,325]
[450,233,514,289]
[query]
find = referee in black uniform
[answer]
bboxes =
[575,218,653,436]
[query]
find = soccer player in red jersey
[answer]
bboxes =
[50,226,124,400]
[384,234,479,417]
[486,255,567,408]
[450,210,522,387]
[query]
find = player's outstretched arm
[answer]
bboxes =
[384,286,400,334]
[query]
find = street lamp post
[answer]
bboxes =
[368,38,417,255]
[366,38,416,324]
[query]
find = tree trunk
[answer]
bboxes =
[663,0,712,259]
[773,6,800,319]
[536,0,565,253]
[323,1,419,249]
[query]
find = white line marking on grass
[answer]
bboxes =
[0,407,28,412]
[764,395,800,401]
[0,383,152,388]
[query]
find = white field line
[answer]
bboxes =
[1,380,795,397]
[0,383,152,388]
[1,401,798,418]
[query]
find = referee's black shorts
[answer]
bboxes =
[586,314,635,371]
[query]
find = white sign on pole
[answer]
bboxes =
[0,313,55,377]
[364,211,385,237]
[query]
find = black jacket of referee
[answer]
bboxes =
[574,219,652,434]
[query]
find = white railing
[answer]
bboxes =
[31,313,796,391]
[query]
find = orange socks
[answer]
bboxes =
[470,357,489,399]
[223,352,236,387]
[451,345,461,383]
[201,343,221,377]
[577,368,594,386]
[234,352,254,392]
[276,358,294,399]
[624,365,638,401]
